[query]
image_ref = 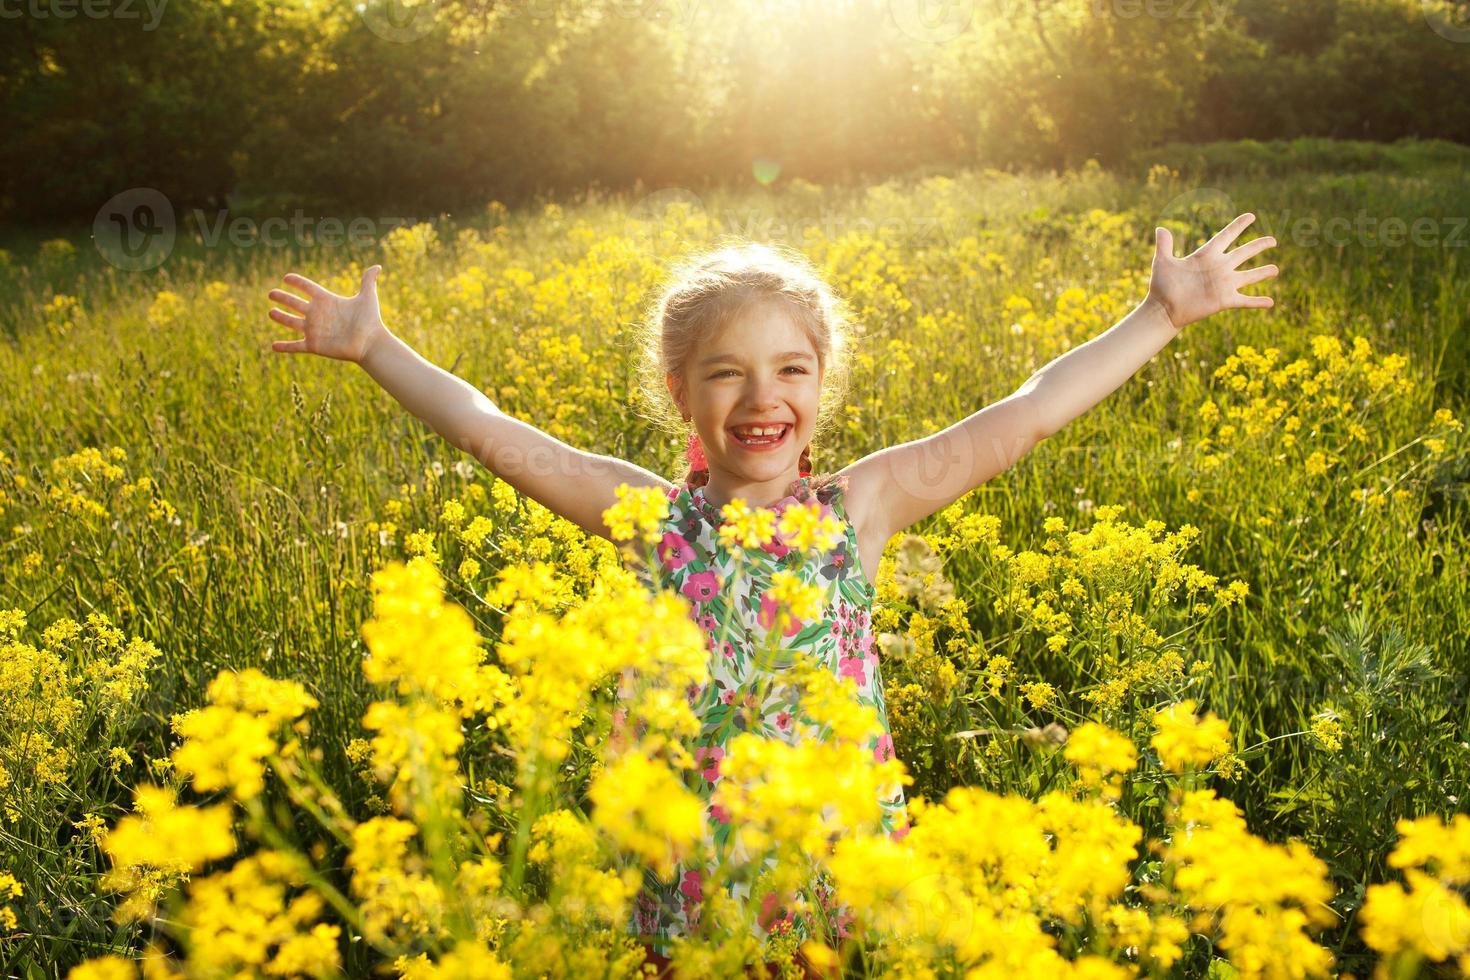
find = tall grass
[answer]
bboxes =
[0,140,1466,976]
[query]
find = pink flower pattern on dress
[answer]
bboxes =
[681,570,720,603]
[755,591,804,638]
[619,474,910,959]
[693,744,724,783]
[658,532,696,571]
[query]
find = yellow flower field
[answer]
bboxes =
[0,153,1467,978]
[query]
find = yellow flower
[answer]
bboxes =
[1361,870,1470,963]
[983,654,1014,697]
[1019,681,1057,711]
[1150,700,1232,772]
[1386,812,1470,880]
[1213,751,1245,781]
[0,609,24,637]
[171,706,278,801]
[1216,580,1250,607]
[405,529,439,565]
[491,480,518,515]
[268,923,343,976]
[100,785,235,881]
[459,515,495,548]
[66,956,136,980]
[146,290,187,327]
[717,498,777,551]
[1167,788,1337,974]
[439,499,467,527]
[588,753,705,881]
[602,483,670,544]
[765,570,824,622]
[776,501,845,555]
[1063,721,1137,798]
[171,669,318,801]
[458,557,481,580]
[1309,711,1344,752]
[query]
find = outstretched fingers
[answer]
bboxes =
[1236,263,1279,288]
[269,307,306,332]
[1231,259,1278,309]
[1226,235,1276,268]
[1206,212,1257,254]
[272,338,309,354]
[282,272,330,299]
[269,287,310,314]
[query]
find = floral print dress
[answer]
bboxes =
[617,473,910,958]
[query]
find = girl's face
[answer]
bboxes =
[668,300,823,487]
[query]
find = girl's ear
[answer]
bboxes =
[666,371,688,419]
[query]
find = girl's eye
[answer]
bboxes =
[709,367,807,379]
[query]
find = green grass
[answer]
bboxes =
[0,139,1466,976]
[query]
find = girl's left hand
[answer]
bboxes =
[1148,212,1279,331]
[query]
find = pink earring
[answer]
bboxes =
[685,430,708,472]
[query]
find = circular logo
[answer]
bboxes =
[360,0,440,43]
[888,0,975,44]
[1423,0,1470,42]
[92,188,176,272]
[1420,878,1470,954]
[884,433,985,507]
[1157,186,1237,254]
[626,187,708,251]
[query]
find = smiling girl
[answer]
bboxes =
[266,215,1277,973]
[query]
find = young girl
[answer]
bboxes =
[266,214,1278,973]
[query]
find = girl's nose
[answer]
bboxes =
[744,379,782,410]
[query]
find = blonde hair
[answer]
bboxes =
[635,240,855,487]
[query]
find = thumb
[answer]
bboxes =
[361,264,382,294]
[1155,227,1173,260]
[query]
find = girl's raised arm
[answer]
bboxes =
[838,212,1279,547]
[267,265,675,542]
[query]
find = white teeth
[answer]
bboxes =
[733,424,788,437]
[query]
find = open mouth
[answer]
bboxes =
[728,423,792,450]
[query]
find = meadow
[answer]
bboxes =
[0,140,1467,978]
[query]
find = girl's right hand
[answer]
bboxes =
[267,265,389,363]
